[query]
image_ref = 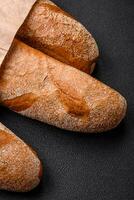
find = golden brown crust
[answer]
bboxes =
[44,2,74,19]
[17,0,99,73]
[3,93,38,112]
[0,39,127,133]
[0,130,15,147]
[0,122,42,192]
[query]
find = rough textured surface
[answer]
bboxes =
[0,122,42,192]
[17,0,99,74]
[0,39,127,133]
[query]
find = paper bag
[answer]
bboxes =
[0,0,36,65]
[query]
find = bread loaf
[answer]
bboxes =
[17,0,99,74]
[0,39,127,133]
[0,122,42,192]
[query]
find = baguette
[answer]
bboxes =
[17,0,99,74]
[0,122,42,192]
[0,39,127,133]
